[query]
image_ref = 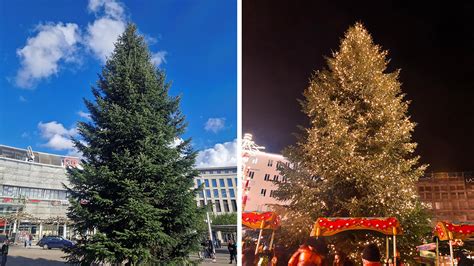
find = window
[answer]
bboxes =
[221,189,227,197]
[213,189,219,198]
[199,190,204,198]
[267,160,273,167]
[219,179,225,187]
[212,179,217,187]
[252,157,258,164]
[282,176,288,182]
[223,200,230,212]
[200,200,205,207]
[215,200,222,212]
[227,178,233,187]
[235,178,238,186]
[207,200,213,212]
[205,179,210,187]
[197,179,202,187]
[435,202,441,209]
[264,174,270,181]
[260,189,267,197]
[270,190,275,197]
[273,175,279,181]
[229,189,235,198]
[231,200,237,212]
[248,171,255,179]
[206,189,211,198]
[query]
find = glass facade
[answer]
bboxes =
[1,185,68,200]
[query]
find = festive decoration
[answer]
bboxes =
[242,212,281,230]
[272,22,431,263]
[311,217,402,237]
[434,221,474,241]
[242,133,265,212]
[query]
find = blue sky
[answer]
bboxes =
[0,0,237,166]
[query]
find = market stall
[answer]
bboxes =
[311,217,402,265]
[242,211,281,255]
[433,221,474,266]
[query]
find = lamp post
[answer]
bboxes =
[201,177,215,261]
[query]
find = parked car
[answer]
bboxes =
[37,236,74,249]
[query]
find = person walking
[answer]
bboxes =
[228,239,237,264]
[1,237,9,266]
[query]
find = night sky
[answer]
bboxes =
[243,1,474,172]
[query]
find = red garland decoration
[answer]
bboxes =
[313,217,401,236]
[242,212,281,230]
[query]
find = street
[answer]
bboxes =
[6,244,235,265]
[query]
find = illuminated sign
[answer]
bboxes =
[465,176,474,184]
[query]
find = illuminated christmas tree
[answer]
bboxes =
[274,23,431,262]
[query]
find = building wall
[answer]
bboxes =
[195,167,238,215]
[243,151,288,212]
[417,172,474,223]
[0,157,70,220]
[243,148,474,225]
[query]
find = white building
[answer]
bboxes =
[0,145,75,240]
[243,151,288,212]
[194,166,238,214]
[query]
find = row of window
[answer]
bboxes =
[260,189,277,198]
[199,189,235,199]
[418,185,465,192]
[198,169,237,175]
[419,192,469,200]
[199,199,237,213]
[197,178,237,188]
[429,201,471,210]
[1,185,68,200]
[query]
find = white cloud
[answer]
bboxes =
[38,121,78,151]
[88,0,124,20]
[170,137,184,148]
[85,0,126,62]
[204,118,226,133]
[85,18,125,62]
[15,23,81,88]
[151,51,167,67]
[77,110,92,120]
[195,139,237,167]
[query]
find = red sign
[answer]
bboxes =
[63,157,79,168]
[3,198,12,203]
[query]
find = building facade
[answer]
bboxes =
[417,172,474,223]
[1,145,239,242]
[243,151,288,212]
[0,145,76,240]
[242,146,474,225]
[194,166,238,214]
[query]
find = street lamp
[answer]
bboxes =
[200,177,216,261]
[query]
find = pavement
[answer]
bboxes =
[6,244,236,265]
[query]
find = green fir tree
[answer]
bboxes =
[65,24,204,265]
[274,23,431,263]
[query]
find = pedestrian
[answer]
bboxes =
[207,238,216,261]
[0,237,8,266]
[362,243,382,266]
[288,237,328,266]
[29,234,33,246]
[228,239,237,264]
